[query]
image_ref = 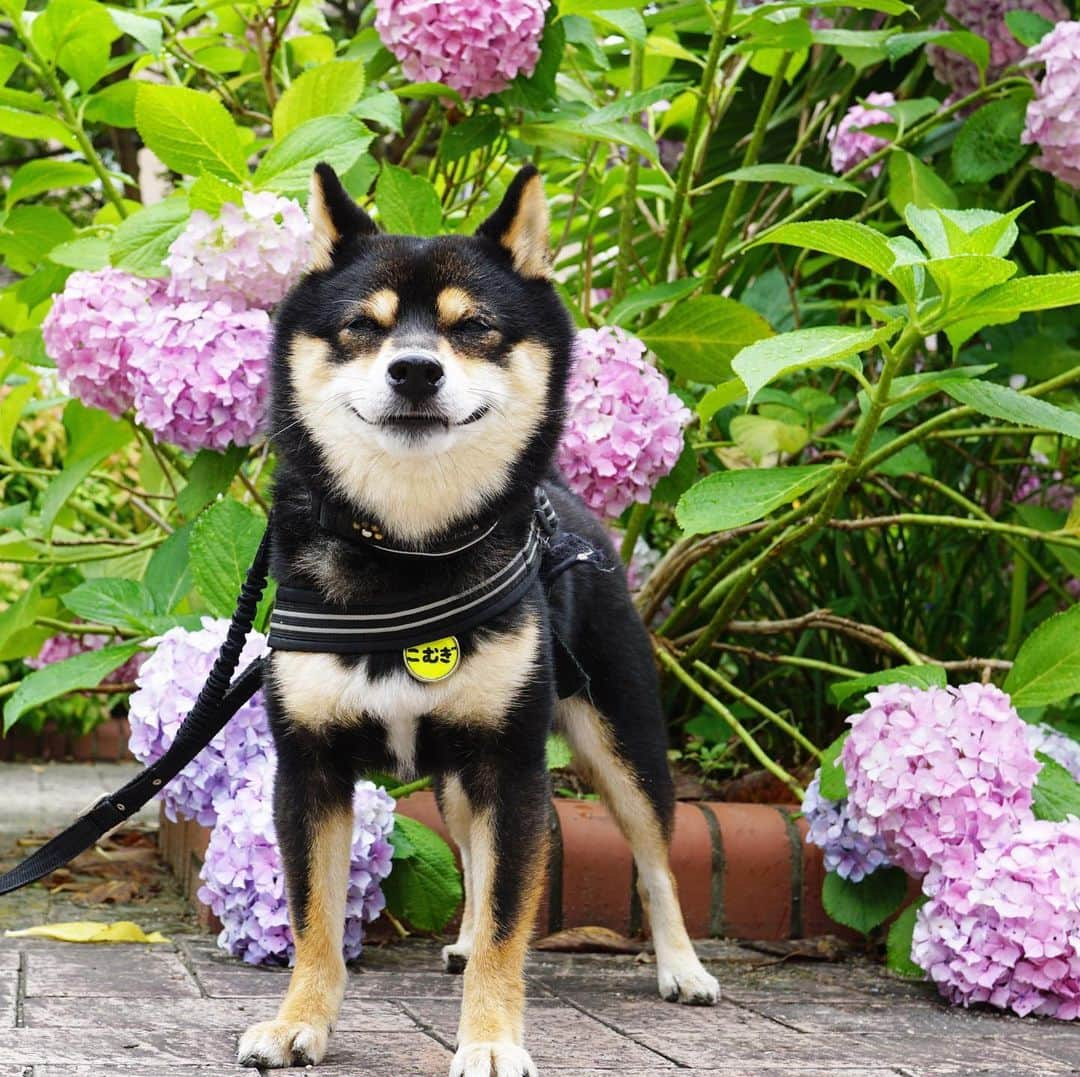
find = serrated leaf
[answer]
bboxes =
[829,665,947,708]
[943,272,1080,349]
[677,465,832,535]
[822,867,908,935]
[108,195,189,277]
[1005,9,1055,47]
[177,445,248,518]
[886,899,927,979]
[1004,605,1080,707]
[62,578,156,631]
[887,150,958,215]
[697,380,747,426]
[441,114,501,162]
[108,7,162,54]
[187,173,244,214]
[941,380,1080,440]
[375,164,442,236]
[48,236,109,271]
[608,278,700,327]
[32,0,119,92]
[730,415,807,463]
[818,732,849,801]
[721,164,863,196]
[189,498,267,619]
[546,733,573,771]
[353,91,403,133]
[924,255,1016,306]
[382,814,462,933]
[254,115,373,196]
[0,106,77,150]
[952,95,1029,185]
[885,29,988,73]
[6,160,97,209]
[145,524,193,615]
[272,59,366,139]
[1032,752,1080,822]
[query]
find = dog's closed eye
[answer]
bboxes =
[451,315,496,334]
[345,313,384,334]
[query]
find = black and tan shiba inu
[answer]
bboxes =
[237,162,719,1077]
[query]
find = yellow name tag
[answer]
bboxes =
[403,636,460,682]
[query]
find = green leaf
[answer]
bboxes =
[253,115,373,196]
[733,322,898,404]
[145,524,193,615]
[592,7,646,43]
[638,296,773,384]
[39,401,133,535]
[1005,9,1055,47]
[0,376,36,455]
[0,205,76,274]
[1004,605,1080,708]
[829,665,947,707]
[581,82,686,126]
[1032,752,1080,822]
[353,91,403,134]
[952,96,1029,185]
[546,733,573,771]
[730,414,807,463]
[135,83,248,182]
[189,498,267,619]
[886,899,927,979]
[0,106,77,149]
[108,195,189,277]
[885,30,988,74]
[187,173,244,214]
[107,7,162,54]
[32,0,119,92]
[720,164,863,196]
[83,81,138,128]
[177,445,248,518]
[697,380,747,426]
[3,642,142,732]
[818,731,849,801]
[941,380,1080,441]
[375,164,443,236]
[0,577,43,659]
[905,206,1023,259]
[608,278,700,327]
[677,465,832,535]
[272,59,366,139]
[382,814,462,933]
[944,272,1080,349]
[887,150,958,215]
[822,867,909,935]
[924,255,1016,306]
[48,236,109,271]
[62,578,156,631]
[6,160,97,209]
[441,114,502,162]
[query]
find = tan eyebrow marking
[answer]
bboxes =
[437,286,476,326]
[362,288,398,327]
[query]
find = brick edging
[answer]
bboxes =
[0,717,135,763]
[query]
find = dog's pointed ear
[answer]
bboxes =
[476,165,551,280]
[308,162,377,270]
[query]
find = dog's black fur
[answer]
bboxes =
[239,163,717,1076]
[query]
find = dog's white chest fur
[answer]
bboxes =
[270,615,540,777]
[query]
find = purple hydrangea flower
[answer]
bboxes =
[1013,453,1074,510]
[165,191,311,311]
[198,752,395,965]
[374,0,549,101]
[801,773,892,882]
[1025,722,1080,781]
[828,91,896,176]
[127,618,270,826]
[1023,20,1080,187]
[558,327,690,519]
[126,297,271,452]
[930,0,1068,100]
[841,683,1041,885]
[41,269,166,417]
[912,819,1080,1020]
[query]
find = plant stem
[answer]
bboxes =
[385,777,432,799]
[611,42,644,303]
[620,502,648,564]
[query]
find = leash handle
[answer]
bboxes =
[0,520,274,897]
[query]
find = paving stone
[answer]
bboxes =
[269,1030,453,1076]
[23,944,199,999]
[35,1069,254,1077]
[0,1027,240,1065]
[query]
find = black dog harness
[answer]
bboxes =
[0,485,602,895]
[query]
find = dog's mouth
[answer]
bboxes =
[349,403,490,430]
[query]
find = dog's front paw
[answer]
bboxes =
[450,1041,537,1077]
[237,1019,330,1068]
[657,957,720,1006]
[441,941,472,974]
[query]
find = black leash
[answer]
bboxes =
[0,522,274,896]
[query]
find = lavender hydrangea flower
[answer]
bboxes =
[165,191,311,311]
[558,327,690,519]
[198,752,395,965]
[41,269,166,417]
[1025,722,1080,781]
[841,683,1041,885]
[912,819,1080,1020]
[1023,20,1080,187]
[127,618,271,826]
[374,0,549,101]
[1013,453,1074,511]
[801,773,892,882]
[929,0,1067,100]
[828,92,896,176]
[126,297,271,452]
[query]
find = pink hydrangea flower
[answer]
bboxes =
[374,0,549,100]
[26,630,144,683]
[930,0,1068,100]
[198,752,396,965]
[841,683,1041,885]
[558,327,690,519]
[41,269,166,417]
[127,618,271,826]
[828,91,896,176]
[126,297,271,452]
[913,819,1080,1020]
[165,191,311,310]
[1023,20,1080,187]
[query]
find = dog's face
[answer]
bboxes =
[271,164,574,538]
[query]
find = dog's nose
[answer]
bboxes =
[387,354,445,402]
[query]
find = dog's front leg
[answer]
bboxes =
[238,728,355,1068]
[450,758,549,1077]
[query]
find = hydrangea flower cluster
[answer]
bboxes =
[374,0,549,100]
[801,774,892,881]
[164,191,310,310]
[1023,20,1080,188]
[827,91,896,176]
[127,618,271,826]
[840,682,1041,881]
[197,752,395,965]
[929,0,1067,99]
[26,629,145,683]
[912,819,1080,1020]
[41,269,166,417]
[558,327,690,518]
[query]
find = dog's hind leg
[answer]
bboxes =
[557,695,719,1006]
[436,774,476,974]
[238,727,356,1069]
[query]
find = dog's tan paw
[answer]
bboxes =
[441,941,471,974]
[658,957,720,1006]
[450,1041,537,1077]
[237,1019,330,1068]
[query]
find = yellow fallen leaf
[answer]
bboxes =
[4,920,170,944]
